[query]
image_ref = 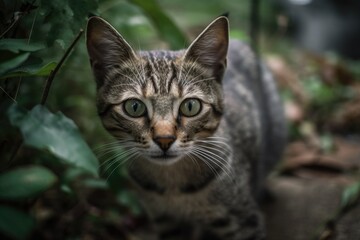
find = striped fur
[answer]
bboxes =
[86,16,286,240]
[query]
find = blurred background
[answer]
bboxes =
[0,0,359,239]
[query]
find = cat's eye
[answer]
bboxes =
[123,99,146,117]
[180,98,201,117]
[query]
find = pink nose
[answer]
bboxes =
[153,135,176,151]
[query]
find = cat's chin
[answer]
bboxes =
[147,154,182,166]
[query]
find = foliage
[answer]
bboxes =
[0,205,35,240]
[38,0,98,47]
[0,0,190,238]
[0,0,359,239]
[0,166,57,200]
[130,0,188,49]
[7,104,99,176]
[341,182,360,210]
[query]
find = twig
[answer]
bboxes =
[40,29,84,105]
[314,185,360,240]
[13,78,22,100]
[0,86,17,103]
[250,0,260,55]
[0,1,37,39]
[12,8,40,101]
[0,17,21,39]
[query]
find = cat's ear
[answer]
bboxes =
[86,16,137,86]
[184,16,229,80]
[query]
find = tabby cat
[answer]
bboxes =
[86,15,286,240]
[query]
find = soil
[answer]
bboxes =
[264,138,360,240]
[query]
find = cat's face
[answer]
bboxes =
[86,16,229,165]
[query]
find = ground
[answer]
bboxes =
[264,138,360,240]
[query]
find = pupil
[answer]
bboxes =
[188,101,193,112]
[132,102,138,112]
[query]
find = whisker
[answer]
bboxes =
[190,151,219,179]
[179,59,199,85]
[128,57,146,84]
[96,142,137,160]
[196,145,230,157]
[105,151,139,181]
[94,139,133,151]
[185,152,202,173]
[191,148,232,180]
[186,77,215,86]
[103,149,136,176]
[195,140,232,149]
[195,139,232,152]
[111,69,136,83]
[99,148,133,170]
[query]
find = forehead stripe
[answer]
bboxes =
[145,58,159,94]
[167,62,177,93]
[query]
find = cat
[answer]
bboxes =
[86,15,286,240]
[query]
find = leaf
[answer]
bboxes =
[82,178,108,189]
[40,0,98,47]
[0,205,35,240]
[341,182,360,209]
[117,191,142,216]
[0,39,45,53]
[0,61,56,79]
[230,30,249,41]
[0,53,30,76]
[7,104,99,176]
[0,166,57,200]
[129,0,188,49]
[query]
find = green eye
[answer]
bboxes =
[124,99,146,117]
[180,98,201,117]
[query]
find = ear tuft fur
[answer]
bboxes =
[86,16,137,87]
[184,16,229,81]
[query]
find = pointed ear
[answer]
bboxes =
[184,16,229,80]
[86,16,137,86]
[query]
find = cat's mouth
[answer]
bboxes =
[148,153,181,165]
[150,153,178,159]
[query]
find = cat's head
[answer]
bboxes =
[86,16,229,165]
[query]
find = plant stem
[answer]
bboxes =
[250,0,260,55]
[10,29,84,163]
[40,29,84,105]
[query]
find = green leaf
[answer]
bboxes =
[7,104,99,176]
[0,61,56,79]
[117,191,142,216]
[129,0,188,49]
[0,166,57,200]
[341,182,360,209]
[320,133,334,153]
[82,178,108,189]
[0,39,45,53]
[40,0,98,47]
[0,205,35,240]
[0,53,30,76]
[230,30,249,41]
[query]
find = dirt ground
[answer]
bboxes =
[263,138,360,240]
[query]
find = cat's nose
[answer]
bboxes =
[151,120,177,152]
[153,135,176,152]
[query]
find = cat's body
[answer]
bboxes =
[86,16,286,240]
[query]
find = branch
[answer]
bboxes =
[10,29,84,163]
[0,1,38,39]
[250,0,260,55]
[40,29,84,105]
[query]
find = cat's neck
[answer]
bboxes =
[128,155,222,194]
